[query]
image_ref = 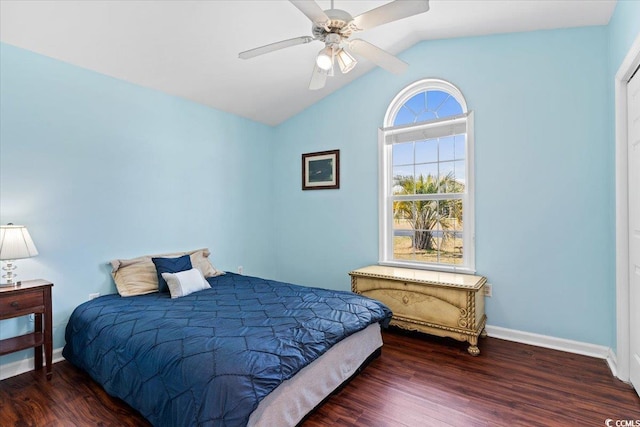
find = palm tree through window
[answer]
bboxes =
[380,80,475,272]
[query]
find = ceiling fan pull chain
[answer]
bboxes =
[330,47,335,77]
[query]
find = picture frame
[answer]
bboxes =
[302,149,340,190]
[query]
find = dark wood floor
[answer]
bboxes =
[1,329,638,426]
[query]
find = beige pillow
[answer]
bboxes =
[110,248,223,297]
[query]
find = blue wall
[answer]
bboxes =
[609,0,640,74]
[606,0,640,349]
[272,1,640,349]
[274,26,614,346]
[0,43,276,365]
[1,1,639,372]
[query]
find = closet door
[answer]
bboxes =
[628,66,640,395]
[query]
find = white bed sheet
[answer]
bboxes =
[248,323,383,427]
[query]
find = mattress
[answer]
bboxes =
[63,272,391,426]
[248,322,382,426]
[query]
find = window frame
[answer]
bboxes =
[378,79,475,273]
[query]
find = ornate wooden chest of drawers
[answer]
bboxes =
[350,265,487,355]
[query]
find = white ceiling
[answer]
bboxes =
[0,0,616,126]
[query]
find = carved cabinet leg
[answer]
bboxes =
[480,328,488,338]
[467,335,480,356]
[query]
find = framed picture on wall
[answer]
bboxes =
[302,149,340,190]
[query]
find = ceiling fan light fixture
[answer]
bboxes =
[316,46,334,71]
[240,0,432,90]
[336,48,357,74]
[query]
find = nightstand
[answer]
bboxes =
[0,280,54,378]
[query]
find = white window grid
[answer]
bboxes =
[379,79,475,273]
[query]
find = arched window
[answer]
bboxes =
[379,79,475,272]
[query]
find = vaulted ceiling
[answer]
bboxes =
[0,0,617,125]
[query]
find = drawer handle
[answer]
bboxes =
[10,301,19,308]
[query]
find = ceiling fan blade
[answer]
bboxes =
[289,0,330,26]
[352,0,429,31]
[239,36,314,59]
[309,63,328,90]
[348,39,408,75]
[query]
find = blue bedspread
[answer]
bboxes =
[63,273,391,427]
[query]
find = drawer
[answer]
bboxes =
[362,287,465,329]
[354,277,469,307]
[0,291,44,316]
[352,274,485,332]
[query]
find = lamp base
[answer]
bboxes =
[2,260,18,286]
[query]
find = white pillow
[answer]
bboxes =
[161,268,211,299]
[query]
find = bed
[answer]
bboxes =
[63,272,391,427]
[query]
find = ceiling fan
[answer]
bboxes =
[239,0,430,90]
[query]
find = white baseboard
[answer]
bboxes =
[485,325,612,361]
[486,326,619,379]
[0,347,65,381]
[606,347,619,379]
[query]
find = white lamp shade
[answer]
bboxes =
[0,225,39,260]
[336,48,357,74]
[316,46,334,71]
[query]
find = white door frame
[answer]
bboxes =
[615,33,640,383]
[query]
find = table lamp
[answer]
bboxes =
[0,223,39,287]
